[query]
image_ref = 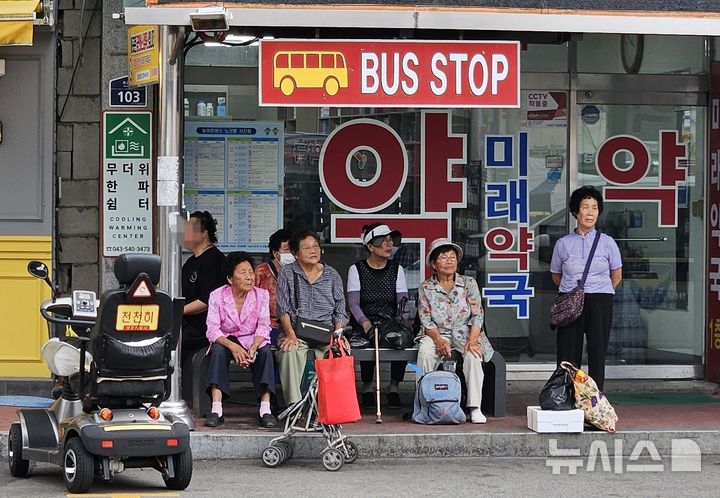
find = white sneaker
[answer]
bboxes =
[470,408,487,424]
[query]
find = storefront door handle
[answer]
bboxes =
[614,237,668,242]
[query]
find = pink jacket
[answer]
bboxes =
[205,285,271,350]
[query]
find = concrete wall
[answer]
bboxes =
[56,0,102,293]
[57,0,150,293]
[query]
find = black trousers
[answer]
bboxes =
[360,360,406,384]
[556,293,614,392]
[207,338,276,401]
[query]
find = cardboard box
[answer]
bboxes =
[527,406,584,433]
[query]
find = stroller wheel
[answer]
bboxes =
[274,441,293,460]
[321,448,344,472]
[262,446,284,468]
[343,441,358,464]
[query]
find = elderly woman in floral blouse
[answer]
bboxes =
[416,238,494,424]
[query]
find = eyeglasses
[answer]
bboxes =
[435,254,458,262]
[371,235,396,247]
[300,243,320,252]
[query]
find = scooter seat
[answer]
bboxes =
[41,338,93,377]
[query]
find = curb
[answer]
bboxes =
[1,430,717,461]
[190,429,720,459]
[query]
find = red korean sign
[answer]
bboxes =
[259,39,520,108]
[707,61,720,382]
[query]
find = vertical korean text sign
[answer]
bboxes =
[102,111,154,257]
[708,61,720,383]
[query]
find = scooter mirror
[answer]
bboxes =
[27,260,49,280]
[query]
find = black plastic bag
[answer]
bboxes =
[377,298,414,350]
[539,367,575,410]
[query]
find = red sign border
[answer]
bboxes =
[258,38,521,108]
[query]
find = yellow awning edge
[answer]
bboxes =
[0,1,40,46]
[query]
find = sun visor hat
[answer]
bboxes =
[426,238,464,266]
[362,224,402,247]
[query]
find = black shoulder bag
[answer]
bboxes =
[377,297,415,350]
[292,271,333,347]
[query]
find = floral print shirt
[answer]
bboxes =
[417,274,494,360]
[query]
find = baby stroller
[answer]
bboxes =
[261,330,359,472]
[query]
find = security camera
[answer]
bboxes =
[189,7,230,32]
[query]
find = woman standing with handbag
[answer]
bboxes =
[275,229,348,406]
[347,223,409,408]
[551,186,623,391]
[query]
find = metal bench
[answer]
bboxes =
[188,345,506,419]
[349,348,507,417]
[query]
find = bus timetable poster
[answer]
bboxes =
[184,121,284,252]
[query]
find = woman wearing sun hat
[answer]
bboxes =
[416,238,494,424]
[347,223,408,408]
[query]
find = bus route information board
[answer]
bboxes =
[184,121,284,252]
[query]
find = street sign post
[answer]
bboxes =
[101,111,154,257]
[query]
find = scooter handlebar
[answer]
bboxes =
[39,307,95,329]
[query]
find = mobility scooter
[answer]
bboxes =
[7,254,192,493]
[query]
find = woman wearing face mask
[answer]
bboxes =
[181,211,227,373]
[347,223,408,408]
[254,229,294,344]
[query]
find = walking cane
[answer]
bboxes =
[374,323,382,424]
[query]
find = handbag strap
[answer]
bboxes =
[578,230,602,288]
[292,270,301,315]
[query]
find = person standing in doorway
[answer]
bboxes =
[551,186,622,391]
[181,211,227,374]
[347,223,408,408]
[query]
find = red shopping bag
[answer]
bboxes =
[315,336,361,425]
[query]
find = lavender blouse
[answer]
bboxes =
[550,228,622,294]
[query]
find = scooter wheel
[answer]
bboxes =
[63,438,95,494]
[164,447,193,490]
[321,448,344,472]
[8,424,29,477]
[343,440,359,464]
[261,446,284,468]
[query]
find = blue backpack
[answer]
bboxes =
[409,363,466,425]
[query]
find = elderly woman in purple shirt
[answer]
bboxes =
[551,186,622,391]
[204,251,278,428]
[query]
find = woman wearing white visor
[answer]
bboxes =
[347,223,408,408]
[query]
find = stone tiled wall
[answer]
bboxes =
[56,0,140,293]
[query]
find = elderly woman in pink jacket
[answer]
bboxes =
[204,251,278,428]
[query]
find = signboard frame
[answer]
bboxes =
[101,111,154,258]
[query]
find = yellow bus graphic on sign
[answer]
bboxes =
[273,51,349,96]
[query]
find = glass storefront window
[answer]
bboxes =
[182,38,707,370]
[576,104,705,366]
[577,34,707,75]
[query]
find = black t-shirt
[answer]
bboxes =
[181,245,227,349]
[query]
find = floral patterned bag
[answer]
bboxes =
[561,361,618,432]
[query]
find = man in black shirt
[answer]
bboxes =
[181,212,227,387]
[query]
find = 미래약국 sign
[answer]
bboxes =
[259,39,520,108]
[102,111,153,257]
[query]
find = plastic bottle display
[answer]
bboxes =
[217,97,226,116]
[196,101,206,117]
[184,98,190,117]
[206,102,214,116]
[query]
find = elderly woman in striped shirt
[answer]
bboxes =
[275,229,348,406]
